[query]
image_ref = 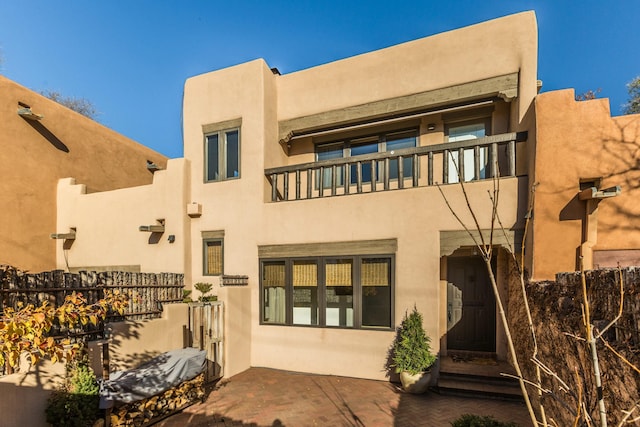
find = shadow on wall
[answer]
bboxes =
[95,321,151,373]
[93,303,190,375]
[22,118,69,153]
[542,104,640,230]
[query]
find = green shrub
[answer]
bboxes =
[392,306,437,375]
[46,358,101,427]
[451,414,519,427]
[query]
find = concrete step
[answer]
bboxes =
[436,355,523,401]
[436,376,523,401]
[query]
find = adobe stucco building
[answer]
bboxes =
[529,89,640,280]
[0,76,167,272]
[54,11,538,380]
[2,10,638,427]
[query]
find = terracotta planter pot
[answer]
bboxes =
[399,370,432,394]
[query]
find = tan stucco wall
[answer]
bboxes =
[184,59,274,378]
[0,360,65,427]
[531,89,640,279]
[179,13,536,380]
[87,303,190,373]
[277,11,537,127]
[253,179,523,379]
[0,76,167,272]
[54,158,190,274]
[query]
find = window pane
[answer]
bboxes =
[293,261,318,325]
[350,141,378,184]
[448,123,486,182]
[206,134,220,181]
[361,258,391,328]
[448,123,486,141]
[387,134,416,180]
[262,262,286,324]
[205,240,222,275]
[317,145,343,189]
[225,130,239,179]
[325,259,353,327]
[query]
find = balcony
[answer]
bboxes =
[265,132,525,202]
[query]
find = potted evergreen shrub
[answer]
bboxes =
[392,306,437,393]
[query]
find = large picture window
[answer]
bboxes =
[205,128,240,182]
[260,255,394,329]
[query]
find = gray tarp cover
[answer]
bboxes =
[99,347,206,409]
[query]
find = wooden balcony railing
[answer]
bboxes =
[265,132,525,202]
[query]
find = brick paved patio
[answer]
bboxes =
[155,368,532,426]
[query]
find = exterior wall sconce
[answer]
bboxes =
[427,123,436,131]
[168,235,176,243]
[18,102,44,121]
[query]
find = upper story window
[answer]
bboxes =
[445,118,491,183]
[315,129,417,187]
[205,128,240,182]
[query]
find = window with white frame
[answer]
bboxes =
[446,118,491,183]
[260,255,394,329]
[205,128,240,182]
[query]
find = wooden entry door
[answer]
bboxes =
[446,256,496,352]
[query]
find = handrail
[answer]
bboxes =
[265,131,525,202]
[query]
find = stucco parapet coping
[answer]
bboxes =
[258,239,398,258]
[440,229,523,257]
[278,73,519,144]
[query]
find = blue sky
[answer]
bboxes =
[1,1,639,158]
